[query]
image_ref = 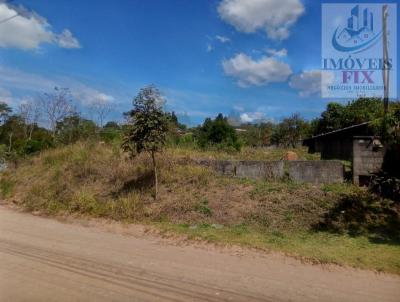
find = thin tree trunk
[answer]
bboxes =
[23,124,28,141]
[8,133,13,153]
[151,150,158,200]
[29,126,34,140]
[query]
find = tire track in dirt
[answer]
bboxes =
[0,238,272,302]
[1,206,399,302]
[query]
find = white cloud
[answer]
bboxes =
[240,111,265,123]
[0,65,54,92]
[71,84,115,106]
[207,35,230,52]
[233,105,244,112]
[55,29,81,49]
[0,65,115,106]
[289,70,335,97]
[0,87,13,105]
[218,0,304,40]
[0,3,80,49]
[266,48,287,57]
[215,35,230,43]
[222,53,292,87]
[0,87,35,107]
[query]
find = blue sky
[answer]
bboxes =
[0,0,398,126]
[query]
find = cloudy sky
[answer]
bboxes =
[0,0,399,125]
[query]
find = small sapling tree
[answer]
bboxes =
[122,86,168,200]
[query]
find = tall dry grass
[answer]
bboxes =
[0,141,354,232]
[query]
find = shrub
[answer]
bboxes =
[316,190,400,240]
[22,139,51,155]
[195,198,212,216]
[0,177,14,198]
[370,173,400,202]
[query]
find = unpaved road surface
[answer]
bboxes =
[0,206,399,302]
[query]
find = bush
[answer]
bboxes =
[55,115,98,145]
[370,173,400,202]
[177,133,196,147]
[100,128,122,143]
[0,177,14,198]
[316,190,400,240]
[22,139,52,155]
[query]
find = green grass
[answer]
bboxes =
[0,177,14,198]
[249,180,305,196]
[321,183,358,194]
[156,223,400,275]
[194,198,213,216]
[166,146,321,161]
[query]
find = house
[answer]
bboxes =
[303,122,385,185]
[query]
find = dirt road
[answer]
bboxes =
[0,206,399,302]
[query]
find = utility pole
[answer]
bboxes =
[382,5,389,114]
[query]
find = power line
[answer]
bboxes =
[0,13,18,25]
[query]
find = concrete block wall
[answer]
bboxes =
[235,161,284,180]
[352,137,385,185]
[194,159,344,184]
[213,160,236,176]
[193,159,235,176]
[288,161,344,184]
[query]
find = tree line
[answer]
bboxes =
[189,97,399,150]
[1,85,399,199]
[0,87,118,160]
[1,86,399,162]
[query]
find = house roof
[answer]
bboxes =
[304,121,372,143]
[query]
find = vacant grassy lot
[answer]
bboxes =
[1,142,399,274]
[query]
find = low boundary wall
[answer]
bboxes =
[194,159,344,184]
[287,161,344,184]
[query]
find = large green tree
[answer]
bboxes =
[237,122,274,147]
[313,98,386,135]
[271,113,309,148]
[122,86,168,199]
[196,113,241,151]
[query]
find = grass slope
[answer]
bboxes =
[1,142,399,274]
